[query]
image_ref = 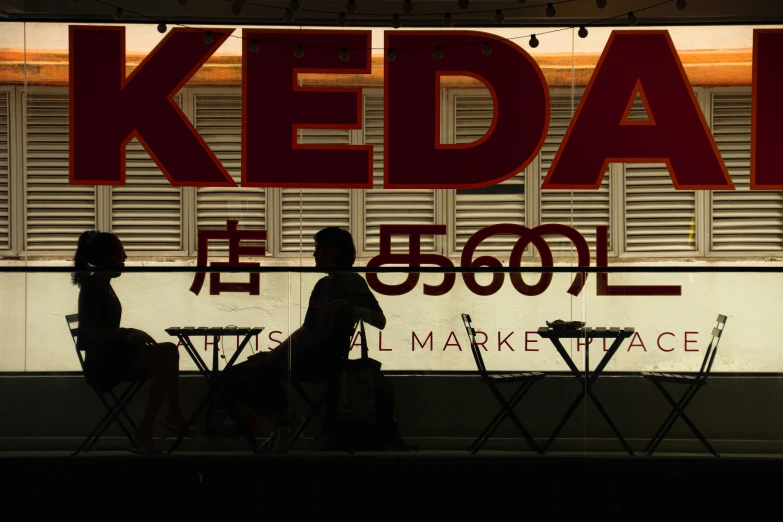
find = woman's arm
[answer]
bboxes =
[351,304,386,330]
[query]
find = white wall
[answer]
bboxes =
[5,259,782,373]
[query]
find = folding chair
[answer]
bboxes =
[461,313,545,454]
[66,314,147,456]
[642,314,727,457]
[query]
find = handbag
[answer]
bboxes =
[336,320,380,427]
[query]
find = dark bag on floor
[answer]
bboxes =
[328,321,410,451]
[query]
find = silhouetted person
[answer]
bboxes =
[73,230,198,454]
[222,227,386,452]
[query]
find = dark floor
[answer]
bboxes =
[2,449,782,517]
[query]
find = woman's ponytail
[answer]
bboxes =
[72,230,99,287]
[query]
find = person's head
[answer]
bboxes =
[72,230,127,287]
[313,227,356,270]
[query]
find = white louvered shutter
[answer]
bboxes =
[280,129,351,254]
[194,92,265,254]
[0,90,10,252]
[363,92,435,252]
[110,94,184,252]
[711,89,782,253]
[540,88,611,252]
[25,91,96,252]
[624,94,697,253]
[453,91,525,252]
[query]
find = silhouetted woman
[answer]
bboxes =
[73,230,198,454]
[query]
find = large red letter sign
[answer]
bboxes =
[543,31,733,190]
[752,29,783,190]
[385,31,548,188]
[69,26,235,186]
[243,30,372,188]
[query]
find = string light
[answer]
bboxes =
[289,0,300,12]
[494,9,505,24]
[203,30,213,44]
[392,14,401,28]
[597,0,607,8]
[283,8,294,22]
[677,0,686,9]
[403,0,414,14]
[481,42,492,55]
[249,39,259,52]
[157,22,167,33]
[386,48,396,61]
[231,0,245,16]
[339,48,350,61]
[458,0,469,9]
[346,0,357,14]
[337,11,347,26]
[294,44,304,58]
[546,3,556,17]
[628,11,637,25]
[434,46,444,59]
[529,34,539,48]
[113,7,124,20]
[578,25,588,38]
[443,12,453,27]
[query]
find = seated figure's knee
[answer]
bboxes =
[158,342,179,362]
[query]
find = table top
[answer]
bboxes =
[537,326,635,339]
[166,327,265,336]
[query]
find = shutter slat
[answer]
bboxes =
[363,93,435,253]
[541,89,611,252]
[711,89,783,253]
[25,91,96,252]
[195,93,265,254]
[454,92,525,252]
[624,94,696,253]
[111,94,183,252]
[281,128,351,253]
[0,92,8,251]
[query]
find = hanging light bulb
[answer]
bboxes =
[346,0,357,14]
[481,42,492,55]
[203,31,214,44]
[529,34,539,48]
[339,48,350,61]
[627,11,637,25]
[392,14,402,28]
[458,0,469,9]
[294,44,304,58]
[578,26,588,38]
[443,13,453,27]
[283,8,295,22]
[337,11,347,26]
[231,0,246,15]
[157,22,167,33]
[493,9,505,24]
[289,0,300,11]
[546,3,555,17]
[677,0,686,9]
[113,7,124,21]
[403,0,414,14]
[249,39,259,53]
[386,48,396,61]
[433,46,443,60]
[596,0,607,8]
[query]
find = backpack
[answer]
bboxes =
[325,321,413,452]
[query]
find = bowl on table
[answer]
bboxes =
[546,320,586,332]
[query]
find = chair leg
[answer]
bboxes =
[542,387,586,453]
[484,382,540,454]
[284,382,329,453]
[648,381,720,457]
[85,382,143,452]
[469,381,532,454]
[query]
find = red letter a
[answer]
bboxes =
[69,26,236,186]
[752,29,783,189]
[543,30,732,191]
[385,31,548,189]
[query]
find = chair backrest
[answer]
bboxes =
[696,314,727,380]
[65,313,87,371]
[461,313,488,378]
